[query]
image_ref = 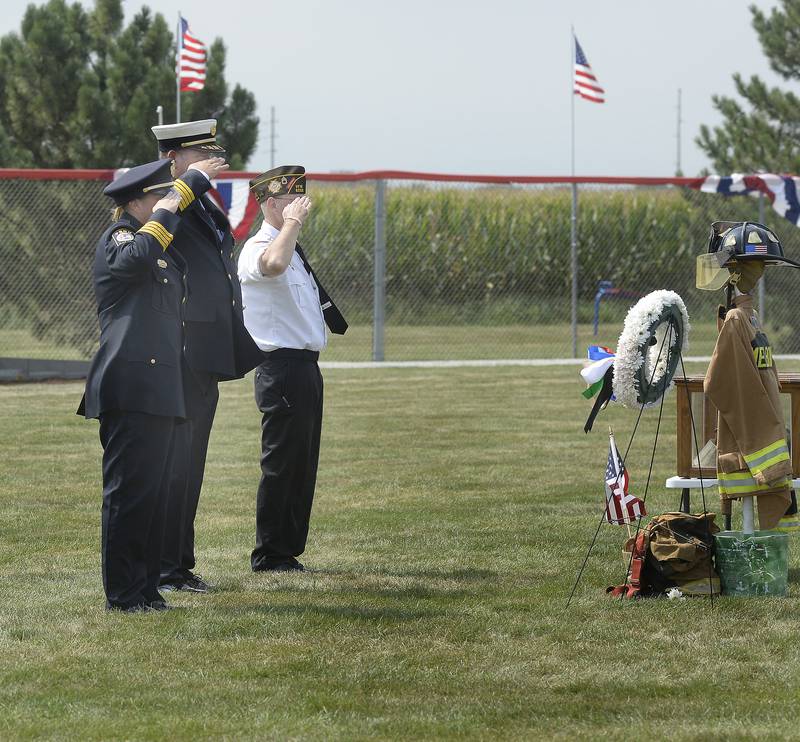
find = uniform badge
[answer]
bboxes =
[112,229,134,246]
[280,176,288,185]
[210,123,217,137]
[268,179,282,194]
[157,258,168,269]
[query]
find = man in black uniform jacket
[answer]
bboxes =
[151,119,263,592]
[78,158,223,611]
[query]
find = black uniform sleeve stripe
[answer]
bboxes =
[173,179,195,211]
[138,221,173,250]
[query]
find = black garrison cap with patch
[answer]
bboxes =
[151,118,226,155]
[249,165,306,202]
[103,160,174,206]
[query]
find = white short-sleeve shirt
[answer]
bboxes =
[238,222,327,352]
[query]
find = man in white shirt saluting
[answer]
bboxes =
[238,165,347,572]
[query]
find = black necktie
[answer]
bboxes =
[295,244,348,335]
[195,198,223,243]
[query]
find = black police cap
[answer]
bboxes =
[103,160,174,206]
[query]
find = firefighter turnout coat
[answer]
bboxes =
[704,294,792,529]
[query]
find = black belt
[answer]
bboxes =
[262,348,319,362]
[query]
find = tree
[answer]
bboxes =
[0,0,259,168]
[0,0,261,357]
[697,0,800,173]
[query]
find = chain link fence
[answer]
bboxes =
[2,170,800,377]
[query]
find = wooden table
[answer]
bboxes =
[672,374,800,514]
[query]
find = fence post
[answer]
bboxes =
[373,179,386,362]
[570,182,579,358]
[758,191,766,321]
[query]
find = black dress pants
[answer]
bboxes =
[99,411,177,610]
[251,350,323,570]
[160,369,219,584]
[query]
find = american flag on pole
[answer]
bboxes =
[178,16,207,92]
[573,35,605,104]
[604,432,646,525]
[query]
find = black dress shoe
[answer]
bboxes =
[181,572,213,592]
[159,573,212,593]
[147,600,177,611]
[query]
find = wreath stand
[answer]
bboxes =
[566,291,717,606]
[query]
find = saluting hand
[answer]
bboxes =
[153,190,182,214]
[282,196,312,228]
[188,157,230,180]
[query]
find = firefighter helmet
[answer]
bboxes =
[696,221,800,291]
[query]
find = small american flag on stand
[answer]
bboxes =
[178,16,207,92]
[605,430,646,525]
[573,35,605,104]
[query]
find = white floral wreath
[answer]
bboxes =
[613,290,690,409]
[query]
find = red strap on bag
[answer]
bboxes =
[606,542,646,599]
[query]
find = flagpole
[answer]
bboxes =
[570,26,575,179]
[176,11,182,123]
[570,26,578,358]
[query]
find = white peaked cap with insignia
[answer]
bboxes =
[151,119,225,154]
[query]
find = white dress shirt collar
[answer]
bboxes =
[259,221,280,240]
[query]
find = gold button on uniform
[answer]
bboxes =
[162,278,168,284]
[150,358,156,365]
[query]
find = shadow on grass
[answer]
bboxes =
[214,599,448,624]
[212,568,503,623]
[309,566,499,582]
[257,578,498,603]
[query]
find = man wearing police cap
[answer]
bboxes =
[239,165,347,572]
[151,119,263,593]
[78,157,225,611]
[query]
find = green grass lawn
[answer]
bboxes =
[0,320,729,362]
[3,363,800,740]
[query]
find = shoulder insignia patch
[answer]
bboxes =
[112,229,134,246]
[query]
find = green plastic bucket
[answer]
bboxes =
[713,530,789,597]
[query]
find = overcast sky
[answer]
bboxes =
[0,0,786,176]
